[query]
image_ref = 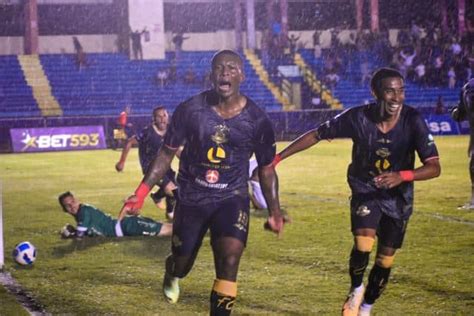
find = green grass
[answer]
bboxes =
[0,136,472,315]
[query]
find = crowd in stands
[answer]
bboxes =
[258,19,473,92]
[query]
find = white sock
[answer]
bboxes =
[360,302,373,312]
[354,284,364,292]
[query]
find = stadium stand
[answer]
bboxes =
[35,51,282,117]
[0,55,41,118]
[298,48,461,109]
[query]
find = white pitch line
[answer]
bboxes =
[0,272,50,315]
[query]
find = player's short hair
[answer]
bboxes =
[370,67,404,95]
[153,106,166,115]
[211,49,243,67]
[58,191,74,212]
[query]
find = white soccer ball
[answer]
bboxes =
[12,241,37,265]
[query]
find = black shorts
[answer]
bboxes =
[171,195,250,257]
[350,196,409,249]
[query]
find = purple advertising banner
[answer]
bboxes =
[10,126,107,153]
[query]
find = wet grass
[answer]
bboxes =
[0,136,472,315]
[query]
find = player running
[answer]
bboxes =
[119,49,288,315]
[273,68,440,316]
[451,78,474,210]
[115,106,179,220]
[58,191,172,238]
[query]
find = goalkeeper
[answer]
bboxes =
[58,191,172,238]
[451,78,474,209]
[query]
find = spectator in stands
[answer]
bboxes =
[451,79,474,209]
[72,36,88,70]
[324,69,340,91]
[409,19,423,44]
[156,69,169,88]
[287,33,300,55]
[399,46,417,79]
[434,95,446,114]
[114,106,133,149]
[184,69,197,84]
[313,30,322,59]
[448,65,457,89]
[172,32,189,61]
[130,28,146,60]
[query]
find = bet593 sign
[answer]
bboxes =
[10,126,107,153]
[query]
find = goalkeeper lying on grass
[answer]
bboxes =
[58,191,172,238]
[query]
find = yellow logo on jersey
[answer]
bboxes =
[375,159,391,173]
[207,146,226,163]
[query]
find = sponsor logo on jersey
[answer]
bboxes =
[205,169,220,183]
[356,205,371,217]
[376,138,392,144]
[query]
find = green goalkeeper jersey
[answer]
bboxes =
[76,204,117,237]
[75,204,164,237]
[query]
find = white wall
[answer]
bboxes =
[0,29,401,56]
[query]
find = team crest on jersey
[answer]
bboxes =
[211,124,230,145]
[375,147,391,158]
[205,169,220,183]
[207,124,229,163]
[356,205,371,217]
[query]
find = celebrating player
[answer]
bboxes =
[451,78,474,210]
[58,191,172,238]
[119,49,287,315]
[273,68,440,316]
[115,106,179,219]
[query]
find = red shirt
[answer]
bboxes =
[118,111,128,127]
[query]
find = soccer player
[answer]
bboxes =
[451,78,474,210]
[58,191,172,238]
[273,68,440,316]
[119,49,288,315]
[115,106,179,219]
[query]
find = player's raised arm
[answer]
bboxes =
[274,129,321,166]
[119,145,178,220]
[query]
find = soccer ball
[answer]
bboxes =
[12,241,37,265]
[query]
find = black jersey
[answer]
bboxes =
[164,90,276,205]
[136,125,164,174]
[317,103,439,219]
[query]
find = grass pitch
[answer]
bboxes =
[0,136,473,315]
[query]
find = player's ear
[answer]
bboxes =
[371,88,379,99]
